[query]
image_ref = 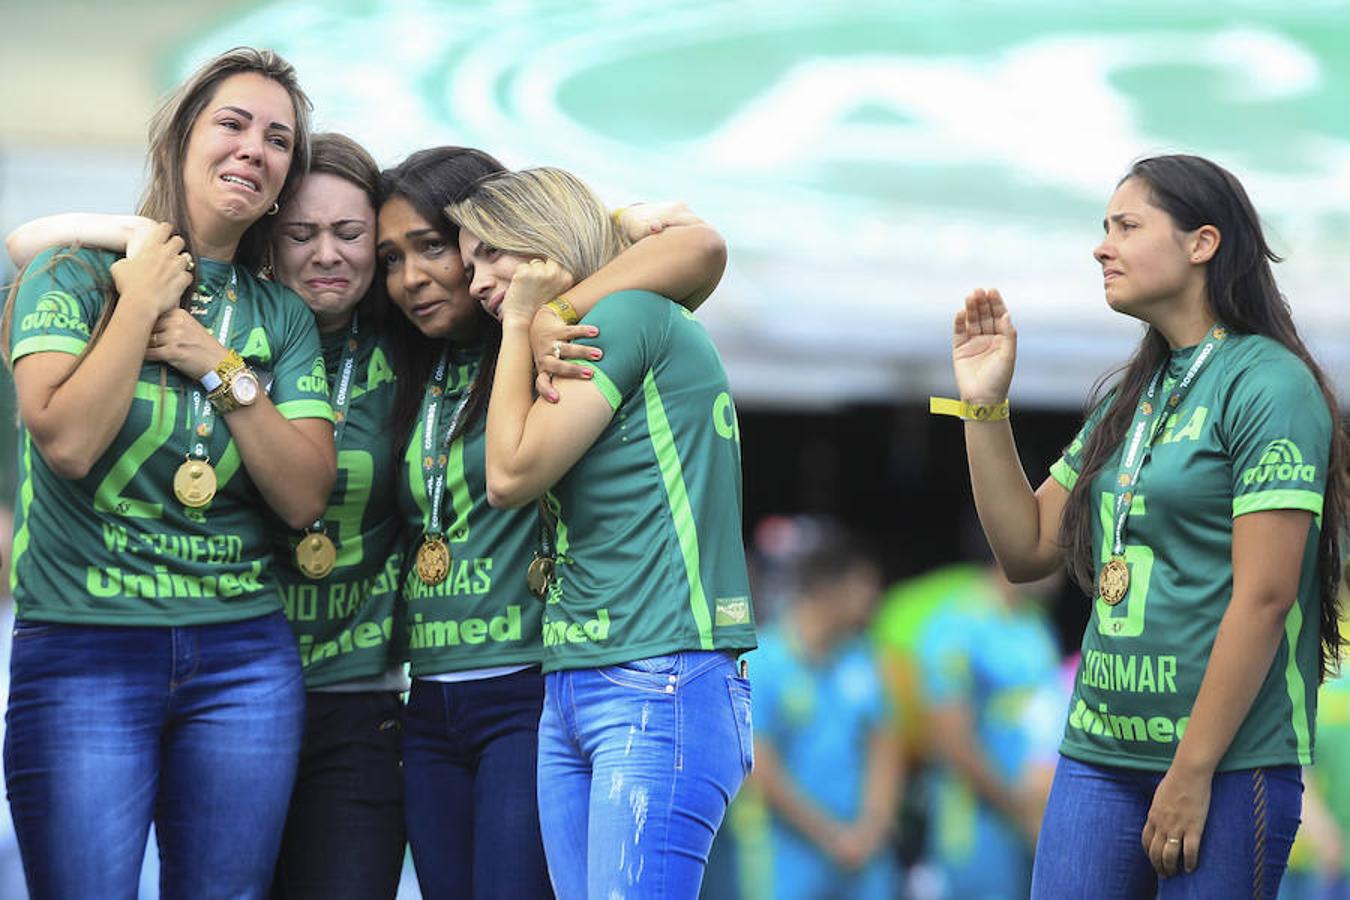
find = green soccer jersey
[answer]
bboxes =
[8,249,333,626]
[544,291,756,672]
[397,345,544,676]
[1050,333,1330,771]
[272,324,405,688]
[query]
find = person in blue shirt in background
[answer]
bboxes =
[747,532,902,900]
[916,559,1064,900]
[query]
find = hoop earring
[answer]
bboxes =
[268,202,280,216]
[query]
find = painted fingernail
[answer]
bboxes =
[587,327,599,336]
[589,350,602,360]
[581,369,593,379]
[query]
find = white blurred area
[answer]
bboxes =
[5,1,1349,409]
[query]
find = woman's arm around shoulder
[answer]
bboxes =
[6,213,156,270]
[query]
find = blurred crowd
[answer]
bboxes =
[699,514,1350,900]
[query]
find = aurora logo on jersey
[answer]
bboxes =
[1067,696,1189,744]
[21,291,90,336]
[1241,439,1317,486]
[296,357,329,394]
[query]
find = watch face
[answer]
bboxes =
[232,372,260,405]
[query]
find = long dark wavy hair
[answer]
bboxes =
[376,147,507,454]
[1059,154,1347,679]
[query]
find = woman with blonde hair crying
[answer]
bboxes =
[449,166,757,899]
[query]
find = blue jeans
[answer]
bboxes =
[538,651,754,900]
[1031,754,1302,899]
[271,691,406,900]
[3,611,305,899]
[402,669,551,899]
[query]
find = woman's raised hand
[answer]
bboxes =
[614,201,704,242]
[110,221,193,318]
[502,258,575,325]
[952,288,1017,402]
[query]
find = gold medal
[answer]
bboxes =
[173,458,218,508]
[295,532,337,580]
[416,536,451,585]
[1098,557,1130,606]
[526,556,555,599]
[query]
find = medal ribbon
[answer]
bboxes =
[1107,324,1228,557]
[536,496,557,561]
[421,350,473,540]
[303,312,362,536]
[184,267,239,461]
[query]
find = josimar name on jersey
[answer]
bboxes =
[1080,650,1178,695]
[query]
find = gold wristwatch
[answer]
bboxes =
[203,350,260,413]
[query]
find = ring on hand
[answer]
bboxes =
[550,340,563,359]
[184,255,195,272]
[1165,837,1180,845]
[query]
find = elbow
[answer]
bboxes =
[691,225,728,272]
[35,438,95,481]
[485,468,534,510]
[281,470,336,530]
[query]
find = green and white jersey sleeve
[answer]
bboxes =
[543,291,756,672]
[1052,334,1330,771]
[8,249,333,626]
[396,348,544,676]
[273,328,406,688]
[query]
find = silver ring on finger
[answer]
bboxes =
[1165,837,1180,845]
[551,340,563,359]
[183,254,194,272]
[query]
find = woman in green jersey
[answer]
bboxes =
[377,149,730,899]
[6,132,411,899]
[264,132,407,899]
[0,48,334,897]
[940,154,1347,897]
[449,167,756,900]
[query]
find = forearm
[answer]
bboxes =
[858,729,902,836]
[6,213,147,269]
[225,406,336,529]
[964,420,1061,580]
[19,302,160,478]
[753,743,847,849]
[562,225,726,315]
[1170,596,1290,777]
[930,706,1022,822]
[484,317,541,507]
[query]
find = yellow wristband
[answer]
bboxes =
[929,397,1010,421]
[546,297,580,325]
[610,206,627,228]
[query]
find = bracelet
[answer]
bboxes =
[609,206,627,227]
[929,396,1010,421]
[546,297,580,325]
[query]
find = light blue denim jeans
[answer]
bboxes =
[537,650,754,900]
[1031,754,1302,899]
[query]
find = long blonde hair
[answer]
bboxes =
[445,167,629,281]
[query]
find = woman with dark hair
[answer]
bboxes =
[448,166,756,900]
[939,154,1346,897]
[0,47,334,896]
[377,148,730,899]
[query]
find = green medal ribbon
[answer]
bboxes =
[303,312,362,536]
[185,267,239,462]
[421,350,473,540]
[1106,324,1229,561]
